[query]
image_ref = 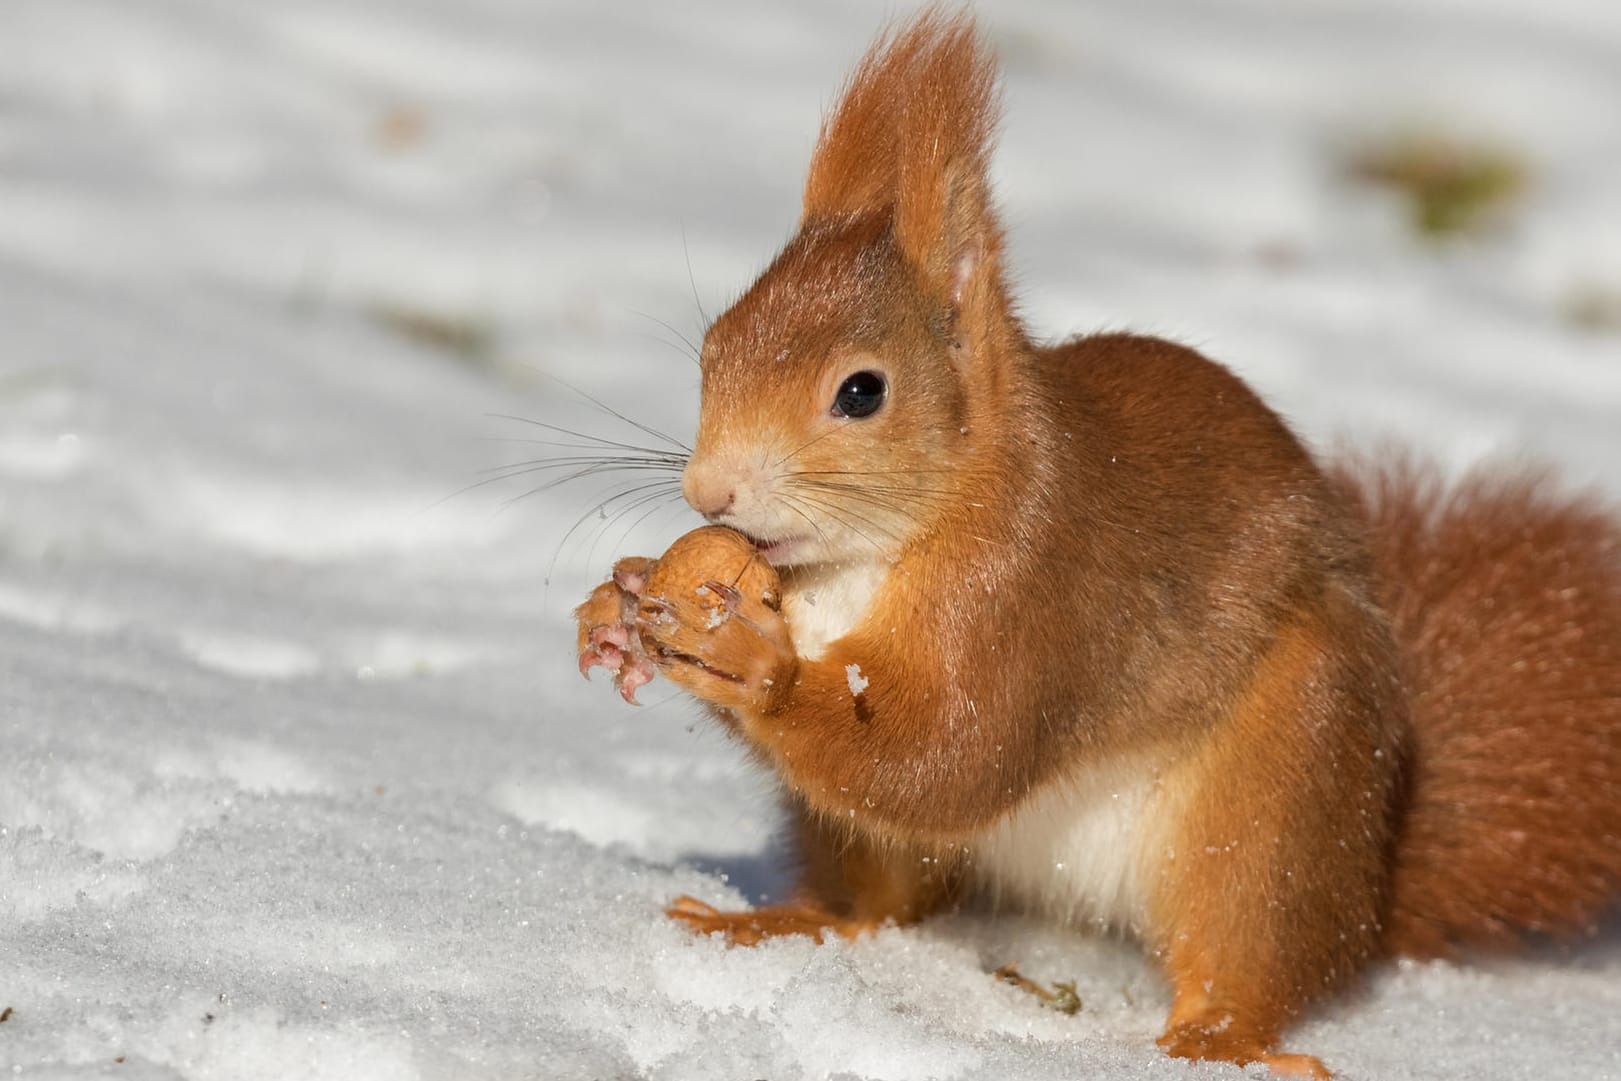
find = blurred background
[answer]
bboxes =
[4,0,1618,529]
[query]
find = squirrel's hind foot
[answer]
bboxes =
[1157,1021,1331,1079]
[665,894,869,946]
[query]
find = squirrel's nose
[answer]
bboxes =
[683,467,736,519]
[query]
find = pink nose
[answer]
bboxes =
[683,471,735,519]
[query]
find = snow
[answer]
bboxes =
[2,1,1620,1079]
[846,663,870,698]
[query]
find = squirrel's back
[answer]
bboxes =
[1053,336,1621,953]
[1338,458,1621,955]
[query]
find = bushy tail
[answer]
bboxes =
[1335,456,1621,957]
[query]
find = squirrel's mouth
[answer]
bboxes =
[740,532,803,566]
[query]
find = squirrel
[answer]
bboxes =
[574,12,1621,1078]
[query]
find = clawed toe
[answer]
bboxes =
[576,565,659,699]
[664,895,852,946]
[667,894,720,918]
[590,624,631,650]
[578,645,613,677]
[611,557,655,594]
[1157,1021,1331,1079]
[701,579,742,610]
[619,657,655,703]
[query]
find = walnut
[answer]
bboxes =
[577,526,780,704]
[640,526,781,632]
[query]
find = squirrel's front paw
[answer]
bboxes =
[638,578,796,713]
[575,556,658,703]
[635,528,795,713]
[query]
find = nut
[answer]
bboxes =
[642,526,781,629]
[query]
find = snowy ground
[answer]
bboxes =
[3,1,1620,1079]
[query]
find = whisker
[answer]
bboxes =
[478,455,686,478]
[802,506,887,556]
[789,476,951,513]
[628,328,702,366]
[770,423,852,471]
[681,221,710,330]
[800,491,913,536]
[791,477,957,504]
[723,543,777,592]
[789,468,957,478]
[778,493,833,552]
[546,479,685,584]
[478,434,686,457]
[484,462,679,505]
[433,456,671,509]
[528,375,695,456]
[462,390,694,603]
[487,413,691,459]
[788,490,901,554]
[540,476,682,515]
[601,490,694,566]
[587,486,689,569]
[793,492,951,524]
[543,478,668,537]
[629,309,702,366]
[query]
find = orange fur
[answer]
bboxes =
[1337,458,1621,957]
[576,12,1621,1077]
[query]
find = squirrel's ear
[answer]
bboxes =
[802,13,1005,354]
[917,156,997,352]
[889,17,1000,311]
[801,22,905,223]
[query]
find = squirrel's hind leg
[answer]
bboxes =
[667,794,962,947]
[1149,610,1404,1079]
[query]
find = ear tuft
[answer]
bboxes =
[802,10,1001,248]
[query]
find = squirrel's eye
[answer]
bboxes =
[832,370,887,419]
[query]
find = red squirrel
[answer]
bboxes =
[574,13,1621,1077]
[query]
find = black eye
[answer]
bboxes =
[832,370,887,419]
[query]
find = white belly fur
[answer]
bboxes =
[781,560,890,661]
[968,753,1168,936]
[782,562,1166,935]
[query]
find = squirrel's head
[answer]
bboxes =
[683,12,1022,569]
